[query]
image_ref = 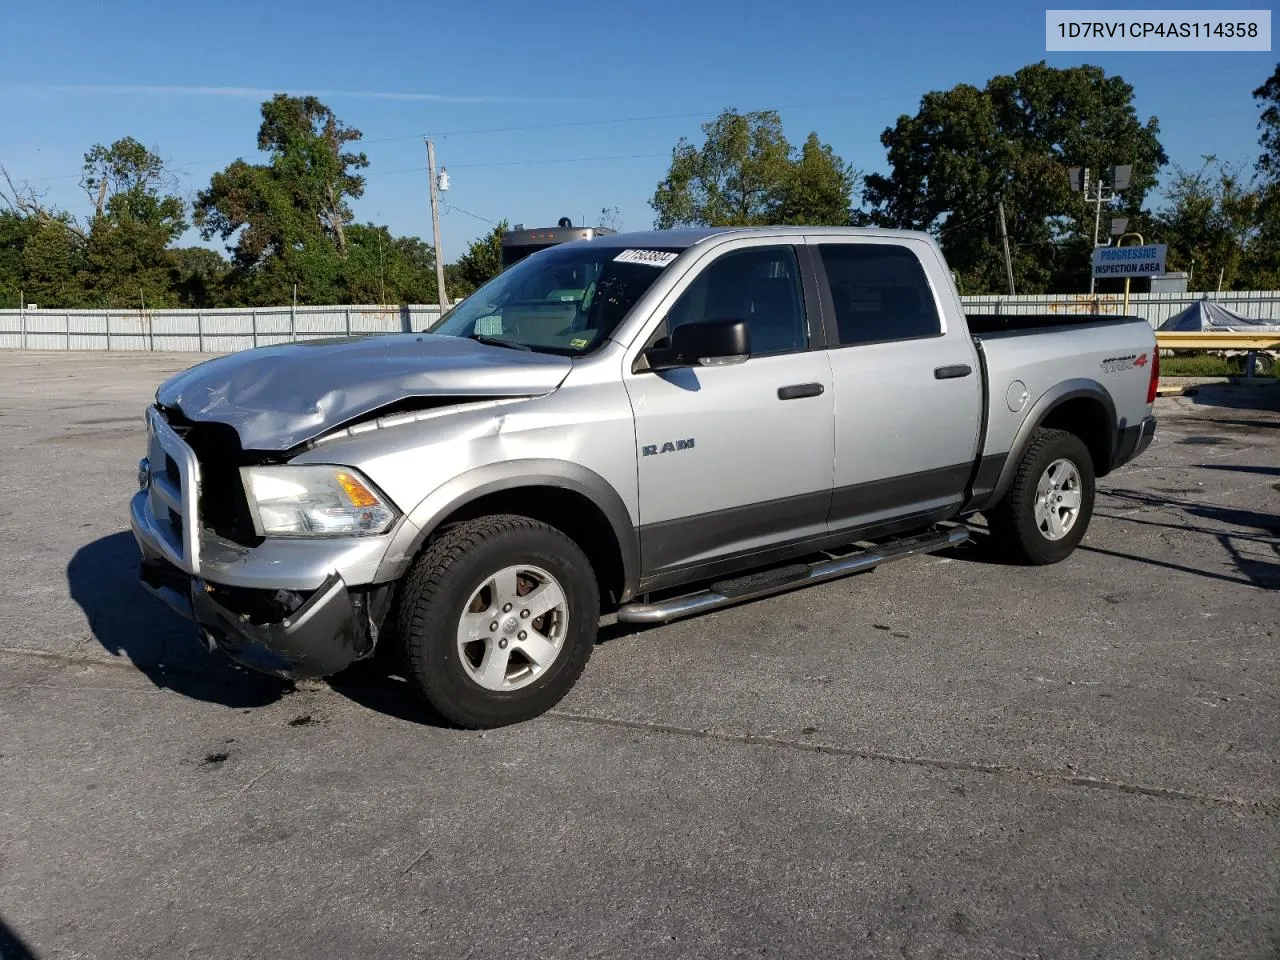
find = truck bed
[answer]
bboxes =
[964,312,1150,335]
[965,311,1157,493]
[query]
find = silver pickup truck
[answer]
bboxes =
[131,226,1159,727]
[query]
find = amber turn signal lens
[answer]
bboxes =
[336,471,379,508]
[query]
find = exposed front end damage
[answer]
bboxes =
[138,555,393,679]
[130,402,400,681]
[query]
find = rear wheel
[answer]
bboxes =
[985,428,1095,565]
[396,514,599,728]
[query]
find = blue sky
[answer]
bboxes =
[0,0,1274,261]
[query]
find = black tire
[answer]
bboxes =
[396,514,599,728]
[985,428,1096,565]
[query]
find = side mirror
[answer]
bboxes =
[646,319,750,370]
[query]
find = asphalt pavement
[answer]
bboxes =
[0,350,1276,960]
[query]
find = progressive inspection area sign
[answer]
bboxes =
[1092,243,1168,279]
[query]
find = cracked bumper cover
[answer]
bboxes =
[131,491,370,680]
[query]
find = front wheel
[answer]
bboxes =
[985,428,1096,565]
[396,515,600,728]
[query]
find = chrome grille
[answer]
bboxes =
[144,406,202,575]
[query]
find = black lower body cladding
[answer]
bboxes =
[1113,416,1157,470]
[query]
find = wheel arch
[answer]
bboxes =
[376,460,640,606]
[989,380,1117,505]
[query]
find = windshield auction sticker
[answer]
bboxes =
[1046,9,1271,51]
[615,249,679,267]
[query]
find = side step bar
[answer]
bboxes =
[616,523,970,625]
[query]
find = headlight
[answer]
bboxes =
[240,465,398,537]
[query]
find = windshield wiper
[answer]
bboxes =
[467,333,532,351]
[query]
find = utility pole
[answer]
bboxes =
[425,137,449,316]
[997,200,1016,297]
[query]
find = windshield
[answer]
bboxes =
[429,244,684,355]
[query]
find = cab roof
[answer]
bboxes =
[570,225,938,251]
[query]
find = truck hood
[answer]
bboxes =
[155,333,573,451]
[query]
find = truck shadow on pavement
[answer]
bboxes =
[67,532,290,709]
[0,913,41,960]
[68,531,608,727]
[327,618,656,727]
[949,495,1279,590]
[1184,380,1280,414]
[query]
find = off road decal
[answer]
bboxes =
[1101,353,1144,373]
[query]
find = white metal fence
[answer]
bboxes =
[1,292,1278,353]
[0,304,446,352]
[960,290,1280,329]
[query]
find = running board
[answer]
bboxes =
[616,524,970,625]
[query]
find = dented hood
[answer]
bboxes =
[155,333,572,450]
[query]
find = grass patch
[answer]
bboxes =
[1161,353,1276,377]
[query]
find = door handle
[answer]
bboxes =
[777,382,825,400]
[934,364,973,380]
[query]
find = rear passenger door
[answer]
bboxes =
[812,238,982,532]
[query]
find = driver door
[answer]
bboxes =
[623,241,835,585]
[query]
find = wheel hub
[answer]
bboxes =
[1033,457,1083,541]
[456,564,570,692]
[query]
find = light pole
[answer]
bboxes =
[1069,164,1133,294]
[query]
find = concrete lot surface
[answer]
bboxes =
[1,351,1277,960]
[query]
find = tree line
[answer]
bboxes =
[650,61,1280,295]
[0,95,470,311]
[2,61,1278,308]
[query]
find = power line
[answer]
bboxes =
[443,201,500,226]
[408,93,922,141]
[938,208,998,235]
[449,151,672,170]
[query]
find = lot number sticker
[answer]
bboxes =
[615,249,678,267]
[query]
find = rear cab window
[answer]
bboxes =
[816,243,943,346]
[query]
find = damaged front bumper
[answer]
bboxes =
[131,490,388,680]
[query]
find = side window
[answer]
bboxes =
[817,243,942,346]
[666,246,808,356]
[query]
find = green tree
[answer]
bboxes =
[778,132,858,225]
[1,165,91,306]
[80,137,188,307]
[650,109,855,228]
[1253,62,1280,182]
[1248,64,1280,289]
[0,210,38,307]
[20,219,89,307]
[864,62,1168,294]
[1,140,185,308]
[194,94,371,304]
[170,246,232,307]
[1155,158,1267,290]
[341,223,437,304]
[447,221,507,297]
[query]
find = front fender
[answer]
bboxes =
[373,458,641,600]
